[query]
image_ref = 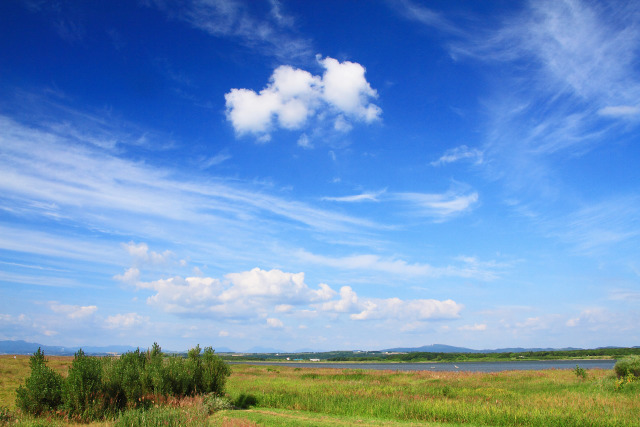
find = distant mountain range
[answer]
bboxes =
[1,340,632,356]
[0,340,234,356]
[0,340,140,356]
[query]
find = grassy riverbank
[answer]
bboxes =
[2,356,639,426]
[221,364,639,426]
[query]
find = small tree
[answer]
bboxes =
[16,348,63,415]
[201,346,231,395]
[187,344,203,395]
[101,348,148,412]
[64,349,103,418]
[146,342,165,395]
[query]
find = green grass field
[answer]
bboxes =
[220,364,640,426]
[1,355,639,426]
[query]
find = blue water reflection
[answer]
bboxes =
[230,359,616,372]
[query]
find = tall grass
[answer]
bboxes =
[3,353,639,426]
[225,365,640,426]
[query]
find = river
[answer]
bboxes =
[230,359,616,372]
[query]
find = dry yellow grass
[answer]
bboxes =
[0,354,71,410]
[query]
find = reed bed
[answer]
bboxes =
[2,356,639,426]
[224,365,640,426]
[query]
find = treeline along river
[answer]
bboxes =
[230,359,616,372]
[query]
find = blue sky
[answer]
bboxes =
[1,0,639,352]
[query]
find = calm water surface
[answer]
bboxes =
[231,359,615,372]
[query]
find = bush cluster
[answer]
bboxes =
[614,355,640,378]
[15,343,230,421]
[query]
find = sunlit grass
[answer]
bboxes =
[224,365,640,426]
[0,355,70,411]
[2,356,639,426]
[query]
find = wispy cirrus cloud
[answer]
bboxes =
[387,0,464,36]
[322,188,478,221]
[146,0,312,62]
[450,0,640,103]
[321,190,384,203]
[294,249,500,281]
[545,196,640,255]
[431,145,483,166]
[598,105,640,118]
[452,0,640,154]
[392,191,478,219]
[0,115,379,243]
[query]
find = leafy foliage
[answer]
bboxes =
[201,346,231,395]
[63,348,103,418]
[15,343,231,421]
[15,348,63,415]
[614,355,640,378]
[573,364,587,380]
[203,394,233,413]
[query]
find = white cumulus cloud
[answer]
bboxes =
[113,267,140,283]
[123,242,174,265]
[225,56,381,140]
[267,317,284,328]
[135,268,334,317]
[348,298,463,321]
[105,312,146,329]
[49,303,98,319]
[131,267,462,326]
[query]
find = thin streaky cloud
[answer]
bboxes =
[431,145,483,166]
[598,105,640,117]
[148,0,312,61]
[389,0,466,36]
[393,191,479,219]
[294,249,500,281]
[547,196,640,254]
[451,0,640,106]
[322,190,384,203]
[0,115,380,235]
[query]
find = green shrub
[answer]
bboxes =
[203,394,233,413]
[201,347,231,395]
[101,348,150,412]
[15,348,63,416]
[63,349,103,419]
[186,344,203,395]
[614,355,640,378]
[15,343,231,422]
[573,364,587,380]
[101,357,127,413]
[162,356,192,397]
[146,342,165,395]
